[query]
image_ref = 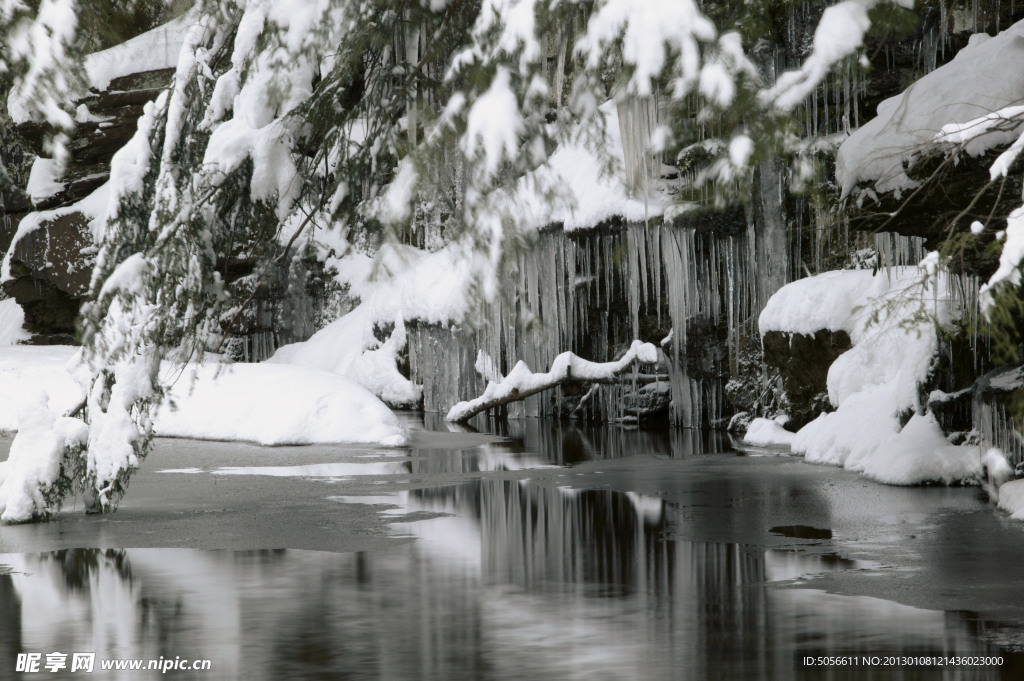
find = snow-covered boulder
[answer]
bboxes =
[742,417,796,448]
[837,20,1024,198]
[759,260,982,485]
[2,203,99,340]
[154,363,408,446]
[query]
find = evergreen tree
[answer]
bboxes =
[7,0,1021,521]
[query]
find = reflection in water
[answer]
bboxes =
[3,473,1022,680]
[429,412,732,465]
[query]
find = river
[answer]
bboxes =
[1,413,1023,679]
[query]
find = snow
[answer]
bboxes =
[0,346,84,432]
[837,18,1024,196]
[0,345,406,447]
[446,340,658,422]
[765,0,873,111]
[742,417,795,447]
[762,258,978,486]
[998,479,1024,520]
[154,362,407,447]
[462,67,524,178]
[856,413,982,485]
[84,11,192,91]
[26,157,65,204]
[0,388,88,523]
[208,461,409,479]
[513,103,670,230]
[0,299,30,345]
[270,305,422,408]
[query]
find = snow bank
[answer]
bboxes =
[856,413,982,485]
[998,480,1024,520]
[0,299,30,345]
[0,346,406,446]
[154,362,407,446]
[763,260,980,485]
[742,417,796,447]
[837,19,1024,196]
[0,346,83,432]
[269,305,422,408]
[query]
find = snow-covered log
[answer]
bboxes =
[446,341,659,423]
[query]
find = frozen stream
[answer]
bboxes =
[2,414,1024,679]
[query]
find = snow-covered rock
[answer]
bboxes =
[760,258,980,485]
[837,19,1024,197]
[742,417,796,448]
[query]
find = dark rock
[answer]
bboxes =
[762,329,852,425]
[1,211,95,338]
[844,149,1017,278]
[928,387,973,434]
[105,68,174,94]
[620,382,671,422]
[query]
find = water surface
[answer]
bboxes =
[2,415,1024,679]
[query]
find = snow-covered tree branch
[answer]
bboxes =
[446,340,659,423]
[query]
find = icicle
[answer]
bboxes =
[554,21,569,108]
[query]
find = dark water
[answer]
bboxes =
[2,415,1024,680]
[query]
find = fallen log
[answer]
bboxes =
[445,340,659,423]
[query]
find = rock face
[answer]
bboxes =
[2,65,175,341]
[17,69,174,211]
[761,329,852,427]
[2,211,95,341]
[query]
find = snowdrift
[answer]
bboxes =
[0,346,406,446]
